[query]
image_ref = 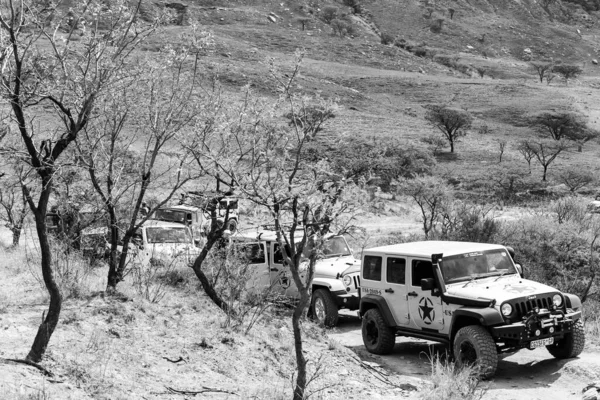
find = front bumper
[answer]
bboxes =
[331,290,360,310]
[490,308,582,347]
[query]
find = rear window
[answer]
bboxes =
[363,255,382,281]
[387,257,406,284]
[233,243,265,264]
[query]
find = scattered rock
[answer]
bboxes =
[267,15,277,23]
[583,382,600,400]
[593,59,598,65]
[466,45,474,49]
[524,48,532,54]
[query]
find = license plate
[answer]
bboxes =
[530,337,554,349]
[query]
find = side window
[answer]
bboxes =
[412,260,434,287]
[387,257,406,284]
[363,255,382,281]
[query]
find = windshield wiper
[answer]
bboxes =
[462,274,478,287]
[493,270,510,282]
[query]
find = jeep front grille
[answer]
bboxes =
[513,296,554,320]
[353,275,360,290]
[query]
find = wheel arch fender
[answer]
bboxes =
[450,307,503,341]
[563,293,582,311]
[359,294,395,326]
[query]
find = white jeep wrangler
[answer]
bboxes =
[359,241,585,378]
[230,229,361,327]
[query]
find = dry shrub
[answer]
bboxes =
[420,354,486,400]
[583,299,600,345]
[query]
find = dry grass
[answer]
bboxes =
[419,354,487,400]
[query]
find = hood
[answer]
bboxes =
[314,255,359,278]
[148,242,200,258]
[446,275,560,303]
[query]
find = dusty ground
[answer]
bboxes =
[331,312,600,400]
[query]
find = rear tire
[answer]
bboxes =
[453,325,498,379]
[311,289,339,328]
[546,319,585,359]
[361,308,395,355]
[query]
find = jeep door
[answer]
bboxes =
[234,241,269,294]
[271,242,299,298]
[407,259,445,331]
[383,255,410,326]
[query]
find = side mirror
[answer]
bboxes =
[515,263,523,277]
[421,278,435,291]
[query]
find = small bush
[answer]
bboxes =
[434,54,459,68]
[321,5,338,23]
[330,18,356,37]
[380,32,394,45]
[413,47,428,57]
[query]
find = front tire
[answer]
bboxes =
[361,308,395,355]
[453,325,498,379]
[311,289,339,328]
[226,218,238,233]
[546,319,585,359]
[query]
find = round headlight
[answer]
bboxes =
[342,275,352,287]
[501,303,513,316]
[553,294,563,307]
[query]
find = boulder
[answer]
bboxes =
[593,59,598,65]
[523,48,532,54]
[267,15,277,23]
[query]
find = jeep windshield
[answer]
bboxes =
[441,248,517,283]
[146,227,191,244]
[292,236,352,259]
[154,209,187,224]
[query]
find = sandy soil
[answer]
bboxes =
[330,312,600,400]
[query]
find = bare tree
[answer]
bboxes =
[189,55,349,399]
[531,62,553,83]
[497,139,506,162]
[516,141,535,172]
[78,33,207,291]
[522,140,569,181]
[0,0,155,364]
[424,105,473,153]
[401,175,453,238]
[559,168,595,192]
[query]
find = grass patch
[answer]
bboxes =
[419,354,487,400]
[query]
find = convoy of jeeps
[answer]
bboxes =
[80,193,586,379]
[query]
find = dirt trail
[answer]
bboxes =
[329,313,600,400]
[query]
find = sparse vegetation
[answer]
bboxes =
[425,105,473,153]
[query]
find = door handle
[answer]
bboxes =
[408,291,418,297]
[385,288,394,293]
[270,268,279,272]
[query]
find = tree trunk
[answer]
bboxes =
[11,225,22,247]
[26,192,62,363]
[292,290,310,400]
[542,165,548,181]
[449,140,455,153]
[191,233,230,314]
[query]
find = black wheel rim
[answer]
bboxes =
[459,340,477,365]
[365,319,379,346]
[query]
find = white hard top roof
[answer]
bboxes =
[365,241,507,258]
[142,219,190,229]
[160,205,201,212]
[232,228,304,242]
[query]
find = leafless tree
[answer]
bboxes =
[516,141,536,172]
[401,175,453,238]
[497,139,506,162]
[0,0,155,364]
[522,140,569,181]
[531,62,553,83]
